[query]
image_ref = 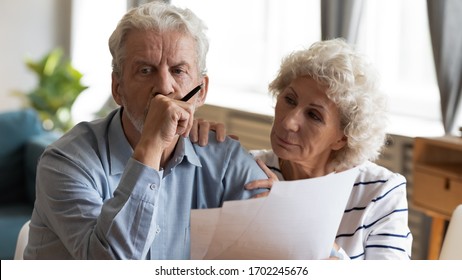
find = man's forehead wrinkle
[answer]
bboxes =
[123,29,197,73]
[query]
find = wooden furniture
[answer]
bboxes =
[413,136,462,259]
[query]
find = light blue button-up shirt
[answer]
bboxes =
[24,109,267,260]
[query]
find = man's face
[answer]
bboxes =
[112,29,205,134]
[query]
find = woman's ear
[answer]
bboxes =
[111,72,123,106]
[332,135,347,151]
[195,75,209,107]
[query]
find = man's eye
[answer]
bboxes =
[284,96,296,106]
[140,67,152,74]
[172,68,185,75]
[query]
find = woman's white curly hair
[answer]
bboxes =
[269,38,388,170]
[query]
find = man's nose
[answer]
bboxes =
[151,70,175,96]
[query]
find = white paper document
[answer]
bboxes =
[190,167,359,260]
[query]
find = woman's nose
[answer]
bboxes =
[281,109,301,132]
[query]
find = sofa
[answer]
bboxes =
[0,109,59,259]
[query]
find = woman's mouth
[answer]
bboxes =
[275,134,296,147]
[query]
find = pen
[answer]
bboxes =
[180,83,203,102]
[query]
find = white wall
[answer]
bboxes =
[0,0,71,112]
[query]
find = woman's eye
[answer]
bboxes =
[308,111,322,122]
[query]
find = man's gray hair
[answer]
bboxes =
[109,1,209,77]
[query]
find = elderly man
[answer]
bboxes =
[24,1,266,260]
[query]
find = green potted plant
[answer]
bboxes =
[23,48,88,132]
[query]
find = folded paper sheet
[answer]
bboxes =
[191,167,359,260]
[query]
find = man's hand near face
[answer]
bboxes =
[133,94,196,170]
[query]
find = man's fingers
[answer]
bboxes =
[172,101,195,138]
[179,110,195,138]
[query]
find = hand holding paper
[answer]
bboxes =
[191,167,359,260]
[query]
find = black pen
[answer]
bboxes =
[180,83,203,101]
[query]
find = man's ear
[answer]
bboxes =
[195,75,209,107]
[111,72,123,106]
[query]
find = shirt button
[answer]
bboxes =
[149,184,157,190]
[156,226,161,234]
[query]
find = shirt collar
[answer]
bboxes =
[169,136,202,168]
[108,108,133,175]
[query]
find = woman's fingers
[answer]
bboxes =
[189,119,227,146]
[245,178,273,190]
[190,119,200,143]
[257,159,279,180]
[245,159,279,191]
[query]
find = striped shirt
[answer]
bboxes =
[250,150,413,260]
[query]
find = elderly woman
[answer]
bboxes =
[243,38,413,260]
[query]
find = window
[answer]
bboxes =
[172,0,444,136]
[70,0,445,136]
[71,0,127,123]
[356,0,443,136]
[173,0,320,116]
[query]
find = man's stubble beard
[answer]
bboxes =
[120,94,144,134]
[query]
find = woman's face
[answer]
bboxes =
[271,76,346,168]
